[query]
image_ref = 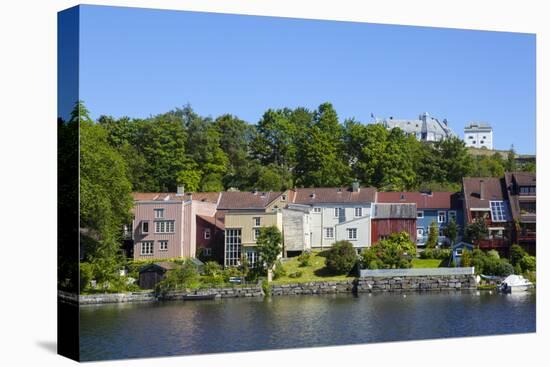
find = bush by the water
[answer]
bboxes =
[360,232,416,269]
[273,260,287,279]
[471,249,513,276]
[297,251,312,267]
[325,241,358,274]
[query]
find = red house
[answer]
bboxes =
[196,213,225,264]
[504,172,536,255]
[371,203,417,244]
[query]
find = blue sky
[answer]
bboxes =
[74,5,536,153]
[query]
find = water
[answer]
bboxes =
[79,291,536,361]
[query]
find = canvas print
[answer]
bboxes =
[57,5,536,362]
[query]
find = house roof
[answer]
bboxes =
[139,262,180,273]
[292,187,376,205]
[462,177,506,210]
[131,192,220,204]
[505,172,536,187]
[504,172,536,223]
[376,191,458,209]
[217,191,283,210]
[197,214,225,230]
[372,203,417,219]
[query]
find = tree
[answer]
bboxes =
[325,241,358,274]
[425,221,439,248]
[378,128,417,190]
[176,160,202,192]
[295,103,351,187]
[434,137,474,184]
[256,226,283,282]
[461,248,472,267]
[506,145,517,172]
[366,232,417,269]
[156,260,200,292]
[445,218,459,245]
[464,218,489,244]
[510,244,527,266]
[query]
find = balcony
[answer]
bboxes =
[477,238,508,249]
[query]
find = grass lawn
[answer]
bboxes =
[411,258,443,268]
[272,251,353,284]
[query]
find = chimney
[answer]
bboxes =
[352,180,360,193]
[480,180,485,200]
[176,185,185,196]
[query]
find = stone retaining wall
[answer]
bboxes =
[270,281,355,296]
[162,286,263,300]
[357,275,477,292]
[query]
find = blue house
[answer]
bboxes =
[377,191,464,247]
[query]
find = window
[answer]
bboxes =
[225,229,242,267]
[438,211,446,223]
[334,208,340,217]
[159,240,168,251]
[468,136,473,139]
[483,136,487,139]
[417,211,424,219]
[204,228,211,239]
[202,248,212,256]
[253,217,261,227]
[154,208,164,218]
[141,221,149,234]
[480,140,484,144]
[472,141,476,144]
[355,207,363,217]
[417,228,424,237]
[448,211,457,222]
[246,250,259,267]
[347,228,357,240]
[519,186,536,195]
[253,228,261,240]
[438,227,445,237]
[313,207,321,213]
[490,201,509,222]
[155,220,175,233]
[140,241,153,255]
[281,195,287,201]
[324,227,334,239]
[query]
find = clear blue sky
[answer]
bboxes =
[74,5,536,154]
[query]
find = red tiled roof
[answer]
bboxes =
[376,191,456,209]
[292,187,376,204]
[217,191,283,210]
[462,177,506,210]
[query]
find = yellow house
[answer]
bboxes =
[219,191,287,267]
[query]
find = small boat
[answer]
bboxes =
[182,293,217,301]
[498,275,534,293]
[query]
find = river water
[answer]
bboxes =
[79,291,535,361]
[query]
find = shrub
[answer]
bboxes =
[79,262,94,292]
[272,260,287,279]
[425,221,439,249]
[222,267,243,282]
[510,244,527,266]
[203,261,223,277]
[297,251,312,267]
[519,255,536,272]
[461,249,472,267]
[360,247,379,267]
[156,260,200,293]
[487,250,500,260]
[420,248,433,259]
[325,241,358,274]
[261,280,271,296]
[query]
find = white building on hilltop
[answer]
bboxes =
[377,112,455,142]
[464,122,493,149]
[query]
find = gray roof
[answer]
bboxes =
[372,203,417,219]
[464,122,492,130]
[378,112,455,140]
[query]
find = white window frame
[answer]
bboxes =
[204,228,211,239]
[154,208,164,219]
[253,217,261,227]
[324,227,334,239]
[347,228,358,240]
[203,248,212,256]
[354,207,363,217]
[246,250,259,267]
[155,220,175,233]
[141,221,149,234]
[417,211,424,219]
[417,227,425,237]
[438,211,446,223]
[313,207,321,213]
[334,208,340,217]
[225,229,242,267]
[159,240,168,251]
[140,241,154,256]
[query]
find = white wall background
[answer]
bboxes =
[0,1,548,367]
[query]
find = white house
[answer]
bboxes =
[464,122,493,149]
[288,184,377,253]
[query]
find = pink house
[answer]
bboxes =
[131,187,221,260]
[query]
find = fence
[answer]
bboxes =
[359,267,474,278]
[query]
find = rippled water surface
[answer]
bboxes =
[79,291,535,361]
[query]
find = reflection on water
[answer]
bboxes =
[80,291,535,361]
